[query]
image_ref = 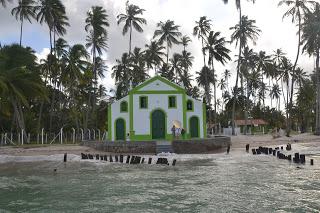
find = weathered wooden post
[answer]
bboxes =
[148,158,152,164]
[252,149,256,155]
[63,153,67,162]
[115,155,118,162]
[109,155,113,162]
[311,159,314,165]
[120,155,124,163]
[172,159,177,166]
[126,155,130,164]
[300,154,306,164]
[246,144,250,152]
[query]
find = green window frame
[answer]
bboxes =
[187,99,193,111]
[168,96,177,108]
[120,101,128,112]
[139,96,148,109]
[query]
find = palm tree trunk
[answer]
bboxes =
[232,4,242,136]
[287,13,302,137]
[129,24,132,55]
[19,19,23,46]
[315,49,320,135]
[244,79,249,135]
[166,39,169,64]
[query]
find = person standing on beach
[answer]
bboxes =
[171,125,176,139]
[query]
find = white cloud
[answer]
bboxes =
[35,48,50,63]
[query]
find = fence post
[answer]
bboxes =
[1,133,3,145]
[92,129,96,140]
[72,128,75,144]
[41,128,44,145]
[4,133,7,145]
[60,128,63,144]
[10,133,13,144]
[80,128,84,141]
[28,133,30,144]
[88,129,91,141]
[21,129,24,145]
[97,129,101,141]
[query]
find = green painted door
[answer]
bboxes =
[116,119,125,140]
[190,117,199,138]
[152,110,165,139]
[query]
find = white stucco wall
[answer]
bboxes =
[133,94,183,135]
[186,98,204,138]
[110,96,129,140]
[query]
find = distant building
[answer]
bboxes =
[235,119,268,134]
[108,76,207,141]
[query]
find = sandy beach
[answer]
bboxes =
[0,133,319,157]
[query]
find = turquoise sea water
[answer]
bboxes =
[0,147,320,212]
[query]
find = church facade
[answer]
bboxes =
[108,76,206,141]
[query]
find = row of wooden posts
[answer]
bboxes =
[246,144,314,165]
[80,153,177,166]
[0,128,108,145]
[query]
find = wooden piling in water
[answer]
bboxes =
[63,153,67,162]
[172,159,177,166]
[126,156,130,164]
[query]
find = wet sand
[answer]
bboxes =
[0,133,319,157]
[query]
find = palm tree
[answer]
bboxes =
[279,0,316,136]
[204,30,231,128]
[230,15,260,134]
[181,35,192,51]
[11,0,36,46]
[153,20,182,64]
[0,44,46,139]
[256,51,273,108]
[111,53,132,98]
[179,50,194,89]
[193,16,212,66]
[85,6,109,81]
[117,2,146,55]
[301,3,320,134]
[145,40,166,74]
[130,47,148,86]
[224,69,231,93]
[36,0,68,53]
[270,84,282,111]
[170,53,182,83]
[0,0,12,7]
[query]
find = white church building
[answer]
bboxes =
[107,76,207,141]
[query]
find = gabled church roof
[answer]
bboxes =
[129,76,186,94]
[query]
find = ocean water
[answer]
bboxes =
[0,145,320,213]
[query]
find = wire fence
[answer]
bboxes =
[0,128,108,146]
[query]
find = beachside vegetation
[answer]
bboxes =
[0,0,319,139]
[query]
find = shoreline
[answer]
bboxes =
[0,133,319,159]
